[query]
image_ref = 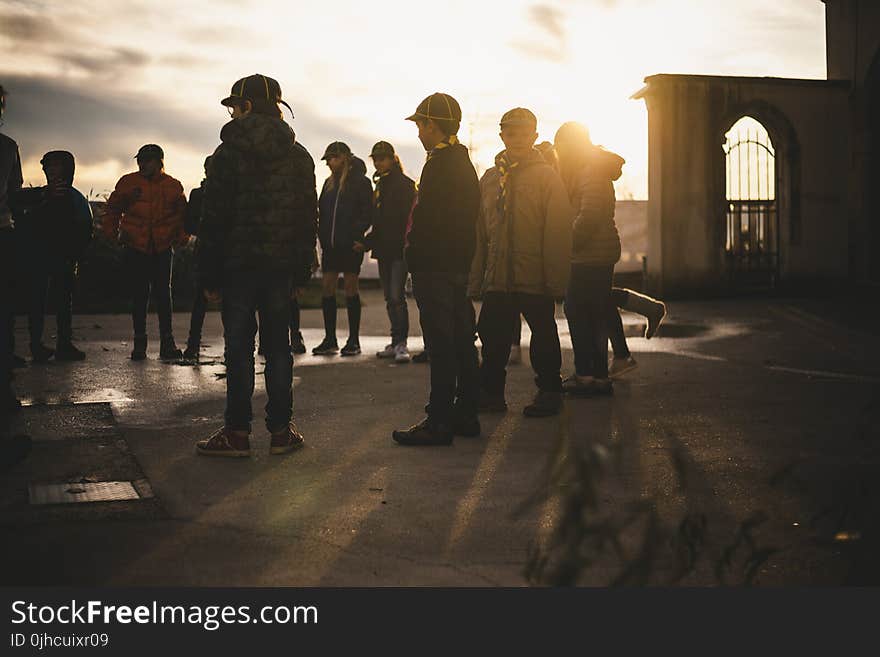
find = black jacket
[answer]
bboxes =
[405,142,479,274]
[185,183,204,236]
[11,186,93,262]
[364,166,416,261]
[318,156,372,252]
[197,113,318,290]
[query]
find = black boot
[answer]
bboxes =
[159,336,183,361]
[182,340,200,361]
[290,331,306,355]
[392,418,454,446]
[523,390,563,418]
[344,294,361,352]
[452,413,481,437]
[130,335,147,361]
[55,341,86,361]
[30,343,55,363]
[313,296,339,355]
[478,390,508,414]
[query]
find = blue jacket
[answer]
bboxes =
[12,186,93,261]
[318,156,372,251]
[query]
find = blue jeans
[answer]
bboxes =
[379,258,409,345]
[222,274,293,432]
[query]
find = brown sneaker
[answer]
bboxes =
[196,427,252,458]
[269,423,305,455]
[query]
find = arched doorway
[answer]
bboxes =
[723,116,778,286]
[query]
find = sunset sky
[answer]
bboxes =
[1,0,827,199]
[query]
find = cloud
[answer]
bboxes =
[512,3,569,62]
[64,48,152,77]
[0,71,419,192]
[0,11,63,40]
[529,4,566,40]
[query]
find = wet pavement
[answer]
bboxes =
[2,289,878,585]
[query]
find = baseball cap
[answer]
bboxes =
[500,107,537,129]
[321,141,352,160]
[221,74,294,117]
[370,141,395,158]
[405,92,462,123]
[135,144,164,162]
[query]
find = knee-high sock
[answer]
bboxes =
[321,296,337,341]
[346,295,361,343]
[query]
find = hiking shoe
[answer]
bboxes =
[182,344,200,361]
[159,339,183,361]
[394,343,411,363]
[452,414,481,437]
[291,332,307,355]
[523,390,563,417]
[269,423,305,455]
[508,344,522,365]
[312,339,339,355]
[608,355,638,379]
[478,392,508,414]
[196,427,252,457]
[340,341,361,357]
[392,418,453,446]
[130,335,147,361]
[412,350,429,363]
[376,343,396,359]
[30,343,54,363]
[55,342,86,361]
[563,375,613,397]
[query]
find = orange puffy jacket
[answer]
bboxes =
[102,171,188,254]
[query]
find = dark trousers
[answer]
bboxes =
[608,287,629,359]
[379,257,409,345]
[0,228,15,390]
[222,274,293,432]
[187,284,208,348]
[124,248,174,339]
[27,260,76,347]
[565,264,614,379]
[478,292,563,394]
[412,271,479,423]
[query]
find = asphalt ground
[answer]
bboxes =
[2,289,878,585]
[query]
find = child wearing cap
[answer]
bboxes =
[313,141,373,357]
[468,108,573,418]
[392,92,482,446]
[102,144,189,361]
[359,141,416,363]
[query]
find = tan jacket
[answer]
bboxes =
[468,149,574,298]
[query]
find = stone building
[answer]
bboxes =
[633,0,879,295]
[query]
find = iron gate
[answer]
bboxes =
[723,117,779,285]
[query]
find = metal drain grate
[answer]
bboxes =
[28,481,141,505]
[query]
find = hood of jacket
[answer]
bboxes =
[350,156,367,178]
[590,147,625,182]
[219,113,297,161]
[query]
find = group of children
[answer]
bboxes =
[0,77,667,452]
